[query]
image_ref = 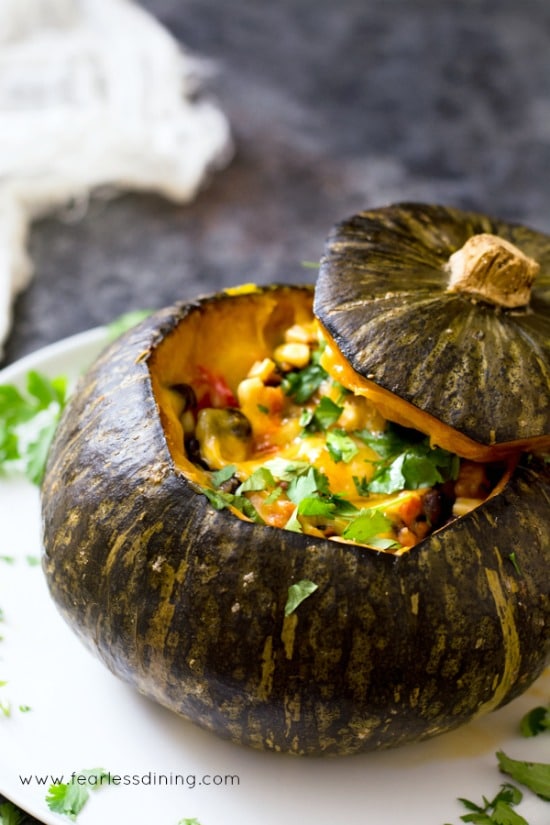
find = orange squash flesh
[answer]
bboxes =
[318,322,550,462]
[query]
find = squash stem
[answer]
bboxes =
[446,233,539,308]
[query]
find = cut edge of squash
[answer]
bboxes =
[318,323,550,462]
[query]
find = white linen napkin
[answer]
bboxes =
[0,0,233,357]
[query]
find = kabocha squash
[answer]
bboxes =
[315,202,550,460]
[41,208,550,757]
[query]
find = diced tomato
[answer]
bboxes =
[194,365,238,409]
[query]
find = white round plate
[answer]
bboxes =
[0,330,549,825]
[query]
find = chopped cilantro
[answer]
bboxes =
[367,440,458,494]
[355,423,415,458]
[264,486,283,505]
[283,507,302,533]
[26,555,41,567]
[280,347,328,403]
[497,751,550,800]
[297,496,338,519]
[326,429,359,463]
[211,464,237,488]
[46,782,90,821]
[262,458,311,480]
[287,466,330,504]
[202,487,264,523]
[284,579,318,616]
[236,466,276,493]
[0,370,68,485]
[520,704,550,737]
[352,475,370,497]
[301,396,343,433]
[454,783,527,825]
[367,452,407,493]
[46,768,111,821]
[342,509,397,549]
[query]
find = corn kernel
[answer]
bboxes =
[247,358,277,382]
[284,322,318,344]
[273,342,310,369]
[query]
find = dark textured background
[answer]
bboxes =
[3,0,550,369]
[2,0,550,820]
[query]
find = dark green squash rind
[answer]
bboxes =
[41,286,550,755]
[314,203,550,446]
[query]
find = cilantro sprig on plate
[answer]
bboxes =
[0,371,68,485]
[46,768,111,821]
[0,311,152,486]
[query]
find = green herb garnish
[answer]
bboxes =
[497,751,550,800]
[211,464,237,488]
[325,429,359,463]
[284,579,318,616]
[46,768,111,821]
[342,509,398,549]
[0,371,68,484]
[520,704,550,737]
[367,440,459,494]
[202,487,264,523]
[236,466,276,494]
[281,347,328,403]
[454,782,527,824]
[300,396,343,433]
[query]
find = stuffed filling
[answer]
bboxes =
[157,298,510,553]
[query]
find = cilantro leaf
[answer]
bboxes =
[283,507,302,533]
[46,768,111,821]
[402,443,459,488]
[297,496,337,519]
[353,475,370,497]
[368,453,406,493]
[456,784,527,825]
[497,750,550,800]
[519,704,550,737]
[284,579,318,616]
[301,396,343,432]
[280,347,328,403]
[366,441,459,494]
[46,781,90,821]
[262,458,311,481]
[236,466,275,493]
[287,466,330,504]
[326,429,359,463]
[355,423,414,458]
[211,464,237,488]
[342,509,395,546]
[0,371,68,485]
[201,487,264,523]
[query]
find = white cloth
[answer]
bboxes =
[0,0,233,356]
